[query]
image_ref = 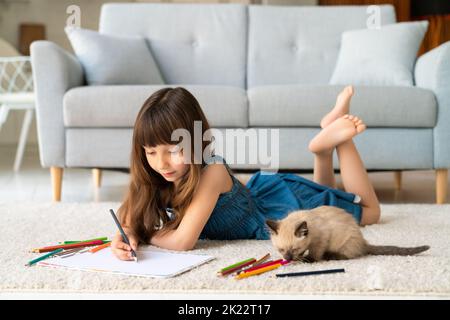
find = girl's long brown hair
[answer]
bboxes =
[118,87,212,244]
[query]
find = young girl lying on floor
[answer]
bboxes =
[112,86,380,261]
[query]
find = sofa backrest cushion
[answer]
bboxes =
[247,5,396,87]
[99,3,247,88]
[65,27,164,86]
[330,21,428,86]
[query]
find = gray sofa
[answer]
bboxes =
[30,3,450,203]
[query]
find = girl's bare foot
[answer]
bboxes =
[309,115,366,154]
[320,86,354,129]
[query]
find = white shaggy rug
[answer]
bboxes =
[1,202,450,297]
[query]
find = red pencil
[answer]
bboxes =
[32,240,104,253]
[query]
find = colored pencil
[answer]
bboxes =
[240,259,284,274]
[32,240,104,253]
[52,247,85,257]
[251,253,271,268]
[77,248,91,254]
[61,237,108,244]
[218,258,257,276]
[63,240,110,245]
[60,247,91,258]
[234,253,272,275]
[236,259,289,277]
[25,248,63,266]
[244,259,290,272]
[89,241,112,253]
[235,263,282,280]
[218,257,255,273]
[60,250,83,259]
[276,268,346,278]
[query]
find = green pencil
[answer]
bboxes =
[61,237,108,244]
[25,248,63,267]
[219,258,255,273]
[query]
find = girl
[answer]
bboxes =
[112,86,380,261]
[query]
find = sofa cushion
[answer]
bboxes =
[63,85,248,128]
[248,85,437,128]
[65,27,164,86]
[247,5,396,87]
[99,3,247,88]
[65,127,433,170]
[330,21,428,86]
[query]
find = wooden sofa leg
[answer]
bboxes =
[50,167,63,202]
[394,171,402,191]
[436,169,448,204]
[93,168,102,188]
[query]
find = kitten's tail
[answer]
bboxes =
[366,244,430,256]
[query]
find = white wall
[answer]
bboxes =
[0,0,317,147]
[0,0,125,146]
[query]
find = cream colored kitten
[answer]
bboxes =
[266,206,429,262]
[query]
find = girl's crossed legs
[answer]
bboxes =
[308,86,380,226]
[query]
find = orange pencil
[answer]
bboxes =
[89,242,111,253]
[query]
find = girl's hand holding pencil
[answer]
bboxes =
[111,230,139,261]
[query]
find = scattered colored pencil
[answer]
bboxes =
[52,247,85,257]
[276,268,346,278]
[59,247,92,258]
[219,258,257,276]
[32,240,104,253]
[25,248,63,266]
[235,263,282,280]
[77,248,91,254]
[218,257,255,273]
[61,237,108,244]
[63,240,110,245]
[240,259,284,274]
[250,253,271,268]
[60,250,82,259]
[234,253,272,275]
[89,241,112,253]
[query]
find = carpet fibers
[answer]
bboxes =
[1,202,449,297]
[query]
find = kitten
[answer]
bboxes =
[266,206,430,262]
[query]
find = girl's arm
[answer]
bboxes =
[150,164,228,251]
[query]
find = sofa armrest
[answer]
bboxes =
[30,41,84,168]
[415,41,450,168]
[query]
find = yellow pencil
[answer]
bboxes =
[235,263,282,280]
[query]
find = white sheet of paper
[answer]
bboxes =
[37,247,215,278]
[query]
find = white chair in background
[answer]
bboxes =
[0,39,35,171]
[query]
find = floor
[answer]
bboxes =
[0,145,449,204]
[3,202,450,298]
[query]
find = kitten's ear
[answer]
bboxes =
[266,220,279,235]
[295,221,308,238]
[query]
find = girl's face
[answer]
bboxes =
[144,144,190,184]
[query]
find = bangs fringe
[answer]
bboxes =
[136,102,186,148]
